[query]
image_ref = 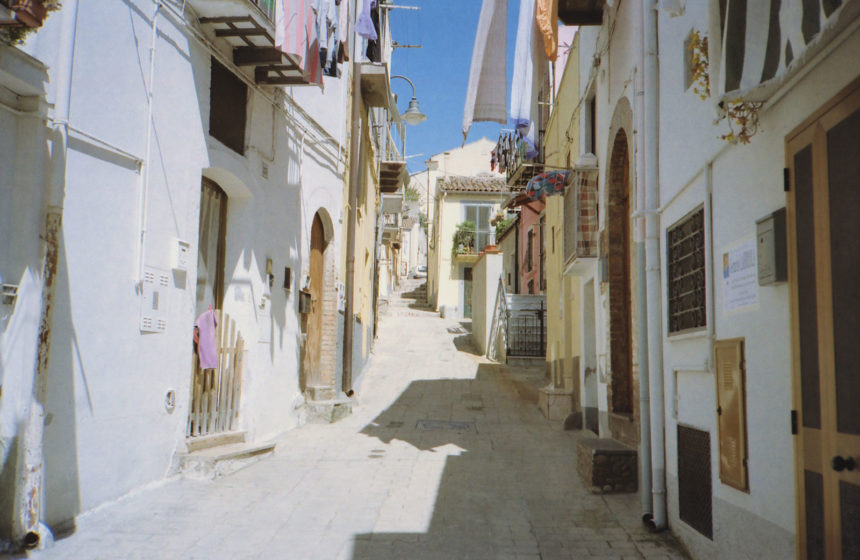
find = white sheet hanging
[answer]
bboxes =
[510,0,536,133]
[462,0,508,141]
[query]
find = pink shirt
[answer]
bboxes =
[194,309,219,369]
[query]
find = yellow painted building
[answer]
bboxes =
[539,31,585,422]
[424,138,502,310]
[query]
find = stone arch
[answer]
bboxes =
[605,97,636,437]
[301,209,338,399]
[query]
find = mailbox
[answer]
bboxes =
[755,207,787,285]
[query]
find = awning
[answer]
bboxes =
[710,0,860,102]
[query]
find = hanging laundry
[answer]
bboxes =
[276,0,324,88]
[365,5,381,62]
[526,170,571,200]
[355,0,377,40]
[194,308,219,370]
[462,0,508,142]
[511,0,536,131]
[535,0,559,61]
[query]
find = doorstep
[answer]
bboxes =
[175,433,275,480]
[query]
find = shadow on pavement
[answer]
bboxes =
[352,364,687,560]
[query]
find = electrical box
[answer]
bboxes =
[173,239,191,271]
[140,266,169,333]
[756,207,787,285]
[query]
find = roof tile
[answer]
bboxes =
[438,175,508,193]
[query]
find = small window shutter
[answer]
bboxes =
[714,338,748,491]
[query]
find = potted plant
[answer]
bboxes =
[452,221,476,259]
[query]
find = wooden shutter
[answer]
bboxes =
[714,338,749,491]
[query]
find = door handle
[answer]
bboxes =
[832,455,856,472]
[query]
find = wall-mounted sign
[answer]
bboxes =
[722,238,758,313]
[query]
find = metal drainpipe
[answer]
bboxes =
[643,0,667,532]
[634,23,654,521]
[14,0,80,549]
[137,0,160,291]
[342,61,362,397]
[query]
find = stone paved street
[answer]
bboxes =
[23,280,689,560]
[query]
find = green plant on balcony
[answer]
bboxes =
[452,221,476,259]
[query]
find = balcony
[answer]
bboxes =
[503,136,544,190]
[189,0,314,86]
[0,0,47,28]
[563,161,599,276]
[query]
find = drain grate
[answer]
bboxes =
[416,419,476,432]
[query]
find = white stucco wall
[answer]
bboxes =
[471,252,503,356]
[655,5,860,559]
[2,0,350,530]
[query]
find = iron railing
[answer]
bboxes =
[249,0,276,22]
[506,298,546,357]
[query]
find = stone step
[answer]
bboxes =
[185,430,246,452]
[177,440,275,480]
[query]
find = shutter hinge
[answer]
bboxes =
[784,168,790,192]
[791,409,798,434]
[717,405,722,416]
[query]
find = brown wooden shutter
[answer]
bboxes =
[714,338,749,491]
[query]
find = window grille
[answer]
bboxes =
[667,207,706,333]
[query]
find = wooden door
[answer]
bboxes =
[787,79,860,560]
[303,214,326,390]
[463,266,473,318]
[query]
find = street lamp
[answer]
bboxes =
[391,75,427,125]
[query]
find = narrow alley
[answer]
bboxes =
[24,280,687,560]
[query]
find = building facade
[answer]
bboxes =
[0,0,408,548]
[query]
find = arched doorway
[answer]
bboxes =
[302,213,329,393]
[607,129,633,415]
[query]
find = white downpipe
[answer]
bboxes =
[643,0,667,531]
[14,0,79,549]
[634,12,652,519]
[137,0,160,289]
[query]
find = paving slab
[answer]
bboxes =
[20,279,689,560]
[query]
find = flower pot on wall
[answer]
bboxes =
[11,0,46,28]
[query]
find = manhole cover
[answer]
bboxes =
[416,420,476,432]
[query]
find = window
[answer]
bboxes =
[539,216,546,291]
[526,228,534,272]
[584,94,597,154]
[463,204,493,253]
[667,207,706,334]
[209,58,247,155]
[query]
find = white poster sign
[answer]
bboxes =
[722,238,758,312]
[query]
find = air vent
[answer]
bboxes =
[140,265,170,333]
[678,425,713,539]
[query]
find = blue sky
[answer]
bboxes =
[388,0,520,174]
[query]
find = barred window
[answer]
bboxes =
[667,207,706,334]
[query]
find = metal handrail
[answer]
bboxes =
[487,276,509,361]
[249,0,276,22]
